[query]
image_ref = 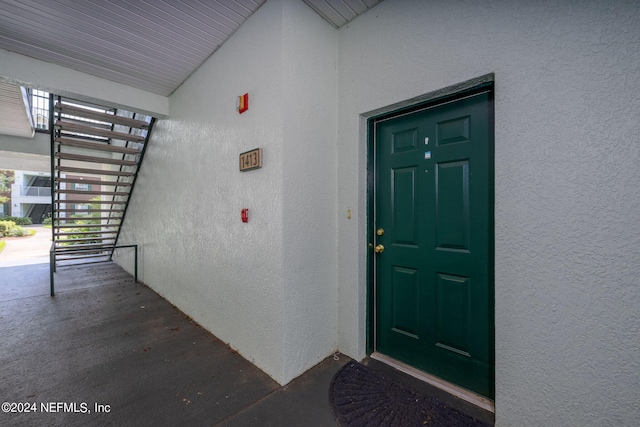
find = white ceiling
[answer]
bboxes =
[0,0,383,97]
[0,0,383,140]
[0,0,268,97]
[303,0,382,28]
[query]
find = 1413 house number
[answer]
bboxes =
[239,148,262,172]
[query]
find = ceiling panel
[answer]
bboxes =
[0,0,384,98]
[303,0,384,28]
[0,0,266,96]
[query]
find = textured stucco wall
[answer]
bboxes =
[116,0,339,384]
[336,0,640,425]
[117,0,286,381]
[113,0,639,420]
[281,0,339,381]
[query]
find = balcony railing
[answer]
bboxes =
[15,186,52,197]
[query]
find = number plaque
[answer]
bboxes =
[239,148,262,172]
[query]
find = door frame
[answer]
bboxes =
[365,76,495,382]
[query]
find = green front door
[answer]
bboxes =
[373,90,494,398]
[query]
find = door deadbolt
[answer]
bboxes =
[377,228,384,236]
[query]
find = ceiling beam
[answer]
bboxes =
[0,48,169,118]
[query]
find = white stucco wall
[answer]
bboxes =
[118,0,285,382]
[336,0,640,425]
[281,0,339,380]
[116,0,338,384]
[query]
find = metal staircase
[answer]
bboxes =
[49,95,154,288]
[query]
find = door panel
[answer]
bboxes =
[391,266,420,338]
[436,160,470,251]
[374,91,494,398]
[436,273,471,356]
[393,167,418,245]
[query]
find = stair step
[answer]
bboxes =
[55,216,121,221]
[56,120,146,142]
[54,200,127,205]
[54,224,118,229]
[55,253,111,262]
[56,218,118,223]
[55,103,149,129]
[55,237,115,245]
[55,208,124,213]
[55,166,135,177]
[54,249,113,256]
[55,137,142,155]
[55,230,118,236]
[56,134,111,144]
[57,116,113,131]
[54,245,114,253]
[54,152,138,166]
[57,189,130,196]
[54,213,124,221]
[55,178,131,187]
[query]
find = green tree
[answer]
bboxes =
[0,170,15,204]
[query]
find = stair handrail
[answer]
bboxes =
[110,117,155,260]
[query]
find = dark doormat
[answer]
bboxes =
[329,362,490,427]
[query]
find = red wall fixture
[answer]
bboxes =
[237,93,249,114]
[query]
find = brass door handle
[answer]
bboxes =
[374,244,385,254]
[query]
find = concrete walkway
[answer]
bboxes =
[0,225,51,267]
[0,247,493,426]
[0,262,345,426]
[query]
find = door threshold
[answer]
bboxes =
[370,352,495,413]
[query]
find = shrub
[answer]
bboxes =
[42,212,52,226]
[0,216,32,225]
[0,220,33,237]
[0,220,16,236]
[60,227,102,246]
[17,217,33,225]
[59,216,101,245]
[5,226,30,237]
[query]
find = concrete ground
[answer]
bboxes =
[0,262,345,426]
[0,225,51,267]
[0,235,494,426]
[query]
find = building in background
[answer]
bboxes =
[10,170,51,223]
